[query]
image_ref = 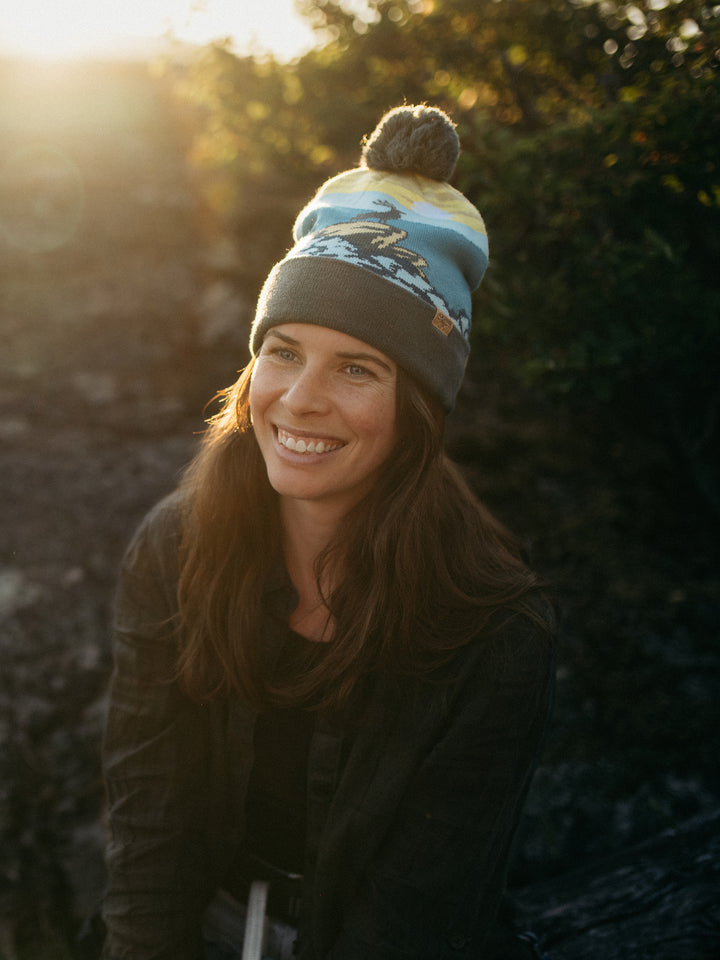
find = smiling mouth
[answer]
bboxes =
[276,427,344,455]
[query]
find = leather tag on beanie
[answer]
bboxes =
[432,308,454,336]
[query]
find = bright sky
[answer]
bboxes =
[0,0,320,62]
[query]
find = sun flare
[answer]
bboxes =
[0,0,317,62]
[0,0,173,60]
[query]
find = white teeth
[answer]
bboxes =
[278,431,340,454]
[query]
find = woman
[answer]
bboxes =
[102,105,555,960]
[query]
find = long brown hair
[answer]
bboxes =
[176,358,551,709]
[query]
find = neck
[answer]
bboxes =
[281,497,344,570]
[280,498,346,639]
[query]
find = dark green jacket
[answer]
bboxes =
[102,493,555,959]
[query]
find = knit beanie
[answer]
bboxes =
[250,104,488,412]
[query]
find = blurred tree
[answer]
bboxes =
[173,1,719,215]
[297,0,719,127]
[459,74,720,514]
[165,42,345,286]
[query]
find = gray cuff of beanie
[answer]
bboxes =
[251,257,469,413]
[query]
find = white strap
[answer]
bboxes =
[241,879,269,960]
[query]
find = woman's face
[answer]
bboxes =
[249,323,398,515]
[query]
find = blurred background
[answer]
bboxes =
[0,1,718,957]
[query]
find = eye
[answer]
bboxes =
[344,363,372,378]
[263,344,298,362]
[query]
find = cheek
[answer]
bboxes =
[352,394,397,450]
[248,372,269,423]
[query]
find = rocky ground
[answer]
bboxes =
[0,58,718,959]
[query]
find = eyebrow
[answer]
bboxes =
[336,350,394,373]
[264,330,394,373]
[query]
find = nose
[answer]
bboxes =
[283,362,331,416]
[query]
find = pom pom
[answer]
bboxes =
[360,104,459,182]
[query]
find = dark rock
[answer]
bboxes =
[514,809,720,960]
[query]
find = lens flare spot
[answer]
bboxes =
[0,146,85,252]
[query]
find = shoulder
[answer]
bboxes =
[380,604,556,733]
[482,606,556,689]
[443,603,556,724]
[443,588,556,678]
[121,490,187,573]
[114,490,188,624]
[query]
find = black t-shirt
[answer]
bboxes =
[244,632,325,874]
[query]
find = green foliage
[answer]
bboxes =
[170,44,336,195]
[171,0,720,212]
[455,64,720,511]
[460,74,720,402]
[297,0,720,127]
